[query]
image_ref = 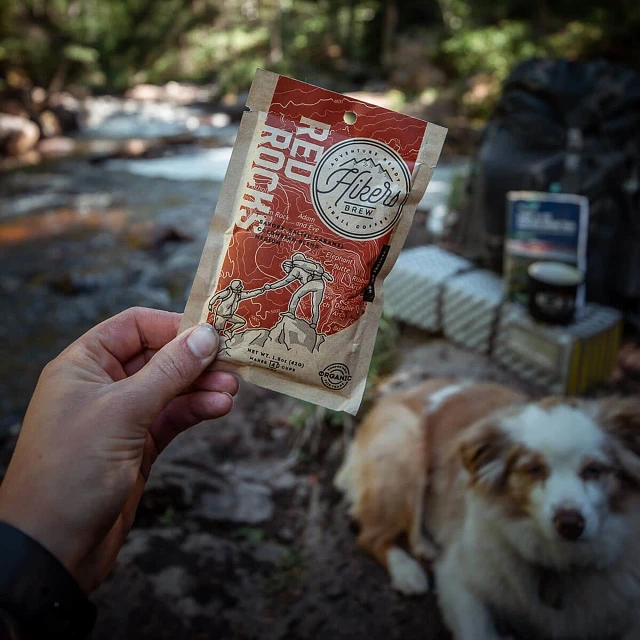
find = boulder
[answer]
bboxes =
[39,109,62,137]
[0,99,29,119]
[194,480,274,525]
[125,84,166,102]
[38,136,76,158]
[0,114,40,156]
[268,314,324,353]
[48,92,81,133]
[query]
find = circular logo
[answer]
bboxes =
[312,138,411,241]
[319,363,353,390]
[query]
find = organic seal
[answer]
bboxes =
[319,363,352,390]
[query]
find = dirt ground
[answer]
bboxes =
[84,334,537,640]
[0,317,636,640]
[0,156,530,640]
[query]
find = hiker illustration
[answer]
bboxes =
[263,252,333,329]
[208,279,263,338]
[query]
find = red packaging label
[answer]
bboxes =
[207,77,427,338]
[182,70,446,414]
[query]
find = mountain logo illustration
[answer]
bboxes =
[311,138,411,241]
[339,157,395,184]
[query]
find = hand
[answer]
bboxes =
[0,307,238,593]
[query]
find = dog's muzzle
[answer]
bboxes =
[553,509,585,541]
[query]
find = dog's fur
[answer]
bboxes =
[335,380,640,640]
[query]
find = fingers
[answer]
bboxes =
[75,307,182,369]
[124,323,221,422]
[123,353,239,396]
[148,391,234,455]
[121,348,157,377]
[192,371,239,396]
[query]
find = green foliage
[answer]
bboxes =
[545,21,604,59]
[234,526,266,544]
[262,545,304,597]
[442,20,542,80]
[448,171,468,213]
[287,311,399,439]
[0,0,220,91]
[367,310,399,393]
[158,506,176,526]
[439,11,625,115]
[1,0,638,100]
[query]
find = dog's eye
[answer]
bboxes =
[525,464,545,478]
[581,463,609,481]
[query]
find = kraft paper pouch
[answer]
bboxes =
[181,69,447,414]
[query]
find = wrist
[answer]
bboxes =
[0,483,84,589]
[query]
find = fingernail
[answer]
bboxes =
[188,324,218,359]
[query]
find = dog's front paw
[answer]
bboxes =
[411,537,439,562]
[387,547,429,595]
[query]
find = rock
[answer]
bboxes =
[0,149,41,171]
[0,113,40,156]
[124,222,193,251]
[0,276,22,295]
[227,461,298,491]
[252,542,287,565]
[78,138,122,160]
[120,138,152,158]
[117,529,151,564]
[277,527,295,543]
[39,110,62,137]
[38,136,76,158]
[269,472,297,491]
[149,527,183,541]
[125,82,215,104]
[149,566,193,599]
[48,92,81,133]
[0,99,29,119]
[176,597,202,618]
[209,113,232,128]
[31,87,47,106]
[194,479,274,525]
[268,314,324,353]
[125,84,167,102]
[182,534,236,562]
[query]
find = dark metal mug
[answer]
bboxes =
[528,261,584,325]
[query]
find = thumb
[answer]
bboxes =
[126,323,220,420]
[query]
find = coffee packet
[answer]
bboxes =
[181,69,446,414]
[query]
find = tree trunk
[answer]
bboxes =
[270,0,284,65]
[381,0,398,70]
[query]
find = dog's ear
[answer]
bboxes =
[458,421,509,491]
[597,398,640,482]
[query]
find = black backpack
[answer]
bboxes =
[469,58,640,319]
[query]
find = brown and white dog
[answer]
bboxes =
[335,379,640,640]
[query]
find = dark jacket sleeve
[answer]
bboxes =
[0,609,23,639]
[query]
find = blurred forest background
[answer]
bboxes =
[2,4,640,638]
[2,0,640,121]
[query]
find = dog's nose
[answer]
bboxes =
[553,509,585,541]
